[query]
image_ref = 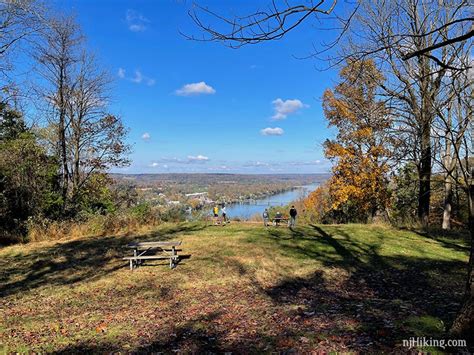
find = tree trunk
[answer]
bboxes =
[59,114,68,206]
[442,145,453,230]
[58,65,69,212]
[418,120,431,228]
[442,179,453,230]
[72,127,80,195]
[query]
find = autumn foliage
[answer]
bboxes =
[305,60,393,222]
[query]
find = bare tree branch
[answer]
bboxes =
[183,0,338,48]
[403,24,474,60]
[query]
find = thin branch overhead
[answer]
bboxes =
[402,20,474,60]
[182,0,338,47]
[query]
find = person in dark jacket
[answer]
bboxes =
[274,211,283,226]
[289,206,297,228]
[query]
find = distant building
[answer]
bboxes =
[185,192,208,198]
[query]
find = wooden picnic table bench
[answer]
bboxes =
[272,217,289,226]
[123,241,182,270]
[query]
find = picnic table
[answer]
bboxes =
[123,241,181,270]
[272,217,289,226]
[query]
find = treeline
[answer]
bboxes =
[303,58,472,230]
[0,1,130,243]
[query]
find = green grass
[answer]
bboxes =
[0,222,470,353]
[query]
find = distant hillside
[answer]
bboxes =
[110,173,331,187]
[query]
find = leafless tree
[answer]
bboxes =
[431,61,473,337]
[65,52,130,202]
[36,16,130,211]
[35,16,81,210]
[431,61,472,231]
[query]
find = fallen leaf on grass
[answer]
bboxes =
[95,323,107,333]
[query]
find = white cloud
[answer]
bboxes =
[187,154,209,162]
[207,165,233,171]
[141,132,150,140]
[289,160,324,166]
[131,70,143,83]
[175,82,216,96]
[129,24,146,32]
[126,9,149,32]
[150,162,159,167]
[119,68,155,86]
[271,98,308,120]
[244,161,270,167]
[155,155,210,164]
[260,127,284,136]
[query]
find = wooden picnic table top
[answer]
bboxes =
[127,241,182,248]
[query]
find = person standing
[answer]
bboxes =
[274,211,283,226]
[262,208,269,227]
[213,205,219,225]
[221,205,227,225]
[185,206,193,222]
[289,205,297,228]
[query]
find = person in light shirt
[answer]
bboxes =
[221,205,227,225]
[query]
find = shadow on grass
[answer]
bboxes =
[399,227,470,253]
[3,222,471,352]
[260,224,469,350]
[0,222,205,297]
[53,312,225,354]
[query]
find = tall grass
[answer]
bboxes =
[25,204,188,243]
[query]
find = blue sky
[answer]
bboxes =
[57,0,339,174]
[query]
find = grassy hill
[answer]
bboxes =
[0,223,470,353]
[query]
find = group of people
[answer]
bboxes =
[212,204,228,225]
[262,205,298,228]
[210,204,298,227]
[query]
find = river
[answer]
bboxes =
[225,183,318,220]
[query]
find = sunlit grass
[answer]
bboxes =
[0,222,469,352]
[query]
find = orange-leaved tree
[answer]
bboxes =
[321,59,393,222]
[303,182,331,223]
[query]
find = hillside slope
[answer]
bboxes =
[0,223,469,353]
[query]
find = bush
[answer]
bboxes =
[130,202,154,223]
[158,205,187,223]
[390,163,419,226]
[0,133,61,243]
